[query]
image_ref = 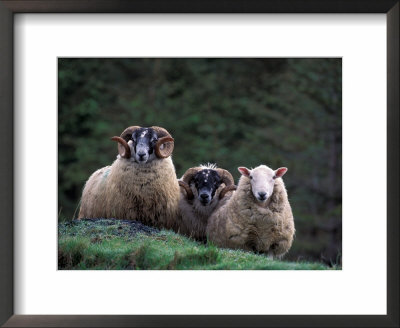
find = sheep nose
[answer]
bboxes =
[200,193,209,200]
[258,192,267,199]
[138,152,146,160]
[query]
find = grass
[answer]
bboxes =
[58,219,336,270]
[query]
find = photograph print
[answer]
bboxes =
[58,58,342,270]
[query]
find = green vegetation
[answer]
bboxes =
[58,219,335,270]
[58,58,342,264]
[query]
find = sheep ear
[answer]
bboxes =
[238,167,251,177]
[274,167,288,179]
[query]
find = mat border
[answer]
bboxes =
[1,1,398,327]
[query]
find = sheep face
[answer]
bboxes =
[112,126,174,161]
[238,165,287,203]
[179,165,236,207]
[192,169,222,206]
[130,127,160,164]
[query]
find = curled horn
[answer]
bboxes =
[112,126,140,159]
[180,167,200,200]
[178,180,194,200]
[216,168,234,187]
[219,185,237,200]
[216,169,236,199]
[151,126,174,158]
[111,136,131,159]
[120,126,141,141]
[182,168,200,185]
[155,136,174,158]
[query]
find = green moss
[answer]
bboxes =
[58,219,336,270]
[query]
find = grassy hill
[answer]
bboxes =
[58,219,336,270]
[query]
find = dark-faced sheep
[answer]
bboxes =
[206,165,295,258]
[177,164,236,241]
[78,126,180,230]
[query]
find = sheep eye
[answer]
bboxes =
[250,176,253,180]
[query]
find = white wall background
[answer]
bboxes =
[14,14,386,315]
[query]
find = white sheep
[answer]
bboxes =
[206,165,295,258]
[78,126,180,230]
[177,164,236,241]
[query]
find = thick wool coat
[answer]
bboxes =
[78,156,180,230]
[206,175,295,257]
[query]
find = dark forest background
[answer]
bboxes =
[58,58,342,265]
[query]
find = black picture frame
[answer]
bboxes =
[0,1,398,327]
